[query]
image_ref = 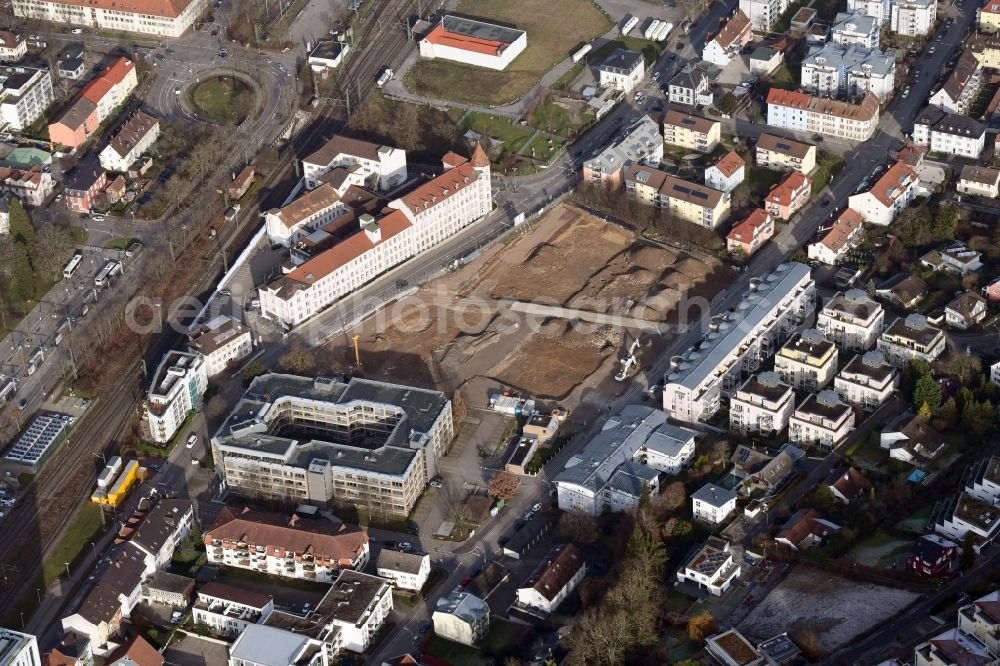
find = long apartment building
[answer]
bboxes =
[99,110,160,173]
[729,372,796,435]
[767,88,880,141]
[913,106,986,159]
[146,350,207,444]
[624,164,730,228]
[755,132,817,174]
[662,262,816,423]
[48,57,137,149]
[816,289,884,351]
[13,0,212,37]
[0,64,53,131]
[212,374,454,516]
[260,148,491,328]
[203,507,369,582]
[849,160,919,226]
[877,314,946,367]
[302,134,407,191]
[774,329,838,392]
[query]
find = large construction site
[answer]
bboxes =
[325,204,729,416]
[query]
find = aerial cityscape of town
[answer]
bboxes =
[4,0,1000,663]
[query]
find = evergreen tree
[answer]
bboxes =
[913,374,941,414]
[7,198,34,252]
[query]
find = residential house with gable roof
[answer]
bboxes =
[776,508,841,550]
[920,243,984,276]
[875,273,927,310]
[99,110,159,173]
[945,291,987,330]
[515,544,587,614]
[433,590,489,645]
[807,208,863,265]
[755,133,817,174]
[702,9,752,67]
[692,483,738,524]
[929,51,982,115]
[767,88,880,140]
[907,534,958,577]
[913,106,986,158]
[302,134,407,192]
[705,150,746,193]
[764,171,810,220]
[881,412,947,466]
[598,49,645,94]
[662,110,721,153]
[848,160,919,225]
[376,550,430,592]
[625,166,730,228]
[668,64,711,106]
[727,209,773,256]
[828,467,871,503]
[48,57,137,149]
[958,164,1000,198]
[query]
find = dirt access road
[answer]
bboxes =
[322,203,728,418]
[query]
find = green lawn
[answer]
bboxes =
[187,76,255,124]
[847,530,912,567]
[43,502,104,585]
[591,36,665,65]
[458,112,536,153]
[766,65,797,89]
[218,566,332,593]
[104,236,138,251]
[745,166,783,199]
[404,0,611,105]
[812,152,846,194]
[896,503,936,533]
[529,95,594,138]
[424,619,527,666]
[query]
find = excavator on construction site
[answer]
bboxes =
[614,336,642,381]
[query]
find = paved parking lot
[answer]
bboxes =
[163,634,230,666]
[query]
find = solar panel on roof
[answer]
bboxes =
[674,184,692,194]
[777,142,791,150]
[738,448,752,464]
[682,118,696,125]
[691,190,709,200]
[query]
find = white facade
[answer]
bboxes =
[739,0,790,31]
[774,329,838,392]
[327,571,392,653]
[800,43,895,102]
[676,538,741,596]
[705,158,745,193]
[691,483,738,524]
[834,350,897,410]
[264,183,350,248]
[832,11,880,47]
[663,263,816,423]
[433,591,489,646]
[0,629,40,666]
[934,494,1000,548]
[891,0,937,36]
[192,586,274,637]
[729,372,796,435]
[146,350,207,444]
[817,289,884,352]
[418,16,527,71]
[99,112,160,173]
[515,544,587,615]
[12,0,212,37]
[807,208,864,265]
[847,0,889,23]
[302,135,408,192]
[555,406,696,517]
[261,153,490,328]
[848,161,919,226]
[187,315,253,376]
[0,33,26,64]
[376,551,430,592]
[0,65,53,131]
[598,49,645,94]
[877,314,946,367]
[788,390,855,448]
[767,89,880,141]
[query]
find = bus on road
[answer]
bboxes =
[94,260,121,288]
[63,252,83,279]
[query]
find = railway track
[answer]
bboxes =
[0,361,141,611]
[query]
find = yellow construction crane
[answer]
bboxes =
[352,335,362,370]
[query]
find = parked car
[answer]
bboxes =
[419,621,431,635]
[522,510,534,521]
[531,502,543,512]
[398,542,413,551]
[186,433,198,449]
[92,215,105,222]
[429,479,443,489]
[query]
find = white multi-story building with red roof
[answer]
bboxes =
[764,171,811,220]
[807,208,863,264]
[418,16,527,70]
[702,10,752,67]
[705,150,745,193]
[13,0,210,37]
[848,160,918,225]
[726,208,773,256]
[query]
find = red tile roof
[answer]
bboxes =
[865,160,917,207]
[727,208,771,243]
[767,88,880,122]
[471,143,489,168]
[108,636,163,666]
[401,162,480,213]
[711,150,746,178]
[765,171,810,206]
[82,57,135,104]
[34,0,195,17]
[711,9,751,49]
[815,208,862,251]
[423,24,505,56]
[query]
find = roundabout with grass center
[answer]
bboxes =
[186,74,257,125]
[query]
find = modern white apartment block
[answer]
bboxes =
[957,594,1000,659]
[965,456,1000,505]
[99,111,160,173]
[729,371,796,435]
[228,624,337,666]
[598,49,645,94]
[261,149,490,327]
[755,133,817,174]
[834,350,897,410]
[662,262,816,423]
[676,538,741,596]
[832,11,880,47]
[192,582,274,637]
[929,51,982,115]
[0,65,53,130]
[847,0,889,23]
[582,115,663,190]
[211,374,453,516]
[933,494,1000,550]
[12,0,212,37]
[808,208,864,265]
[302,134,407,192]
[702,10,752,67]
[767,88,880,141]
[418,16,527,71]
[0,32,27,64]
[515,544,587,615]
[322,571,392,653]
[775,329,838,392]
[789,390,855,448]
[376,550,430,591]
[187,315,253,377]
[891,0,937,36]
[691,483,738,525]
[817,289,885,352]
[877,314,946,367]
[848,160,919,226]
[913,107,986,159]
[800,43,896,102]
[914,628,995,666]
[554,406,696,516]
[0,628,40,666]
[740,0,790,31]
[146,350,207,444]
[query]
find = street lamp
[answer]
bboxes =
[64,562,70,578]
[35,588,41,604]
[90,542,98,561]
